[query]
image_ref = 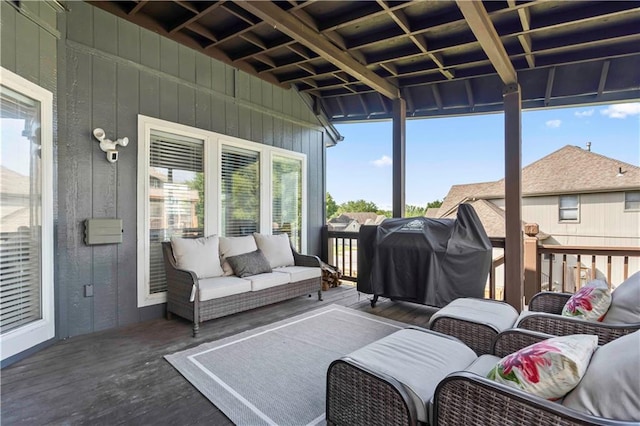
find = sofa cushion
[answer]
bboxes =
[602,271,640,324]
[347,329,477,423]
[274,266,321,282]
[226,249,272,278]
[242,272,290,292]
[487,334,598,400]
[561,280,611,321]
[562,331,640,421]
[219,235,258,276]
[198,276,251,301]
[253,233,295,268]
[170,236,223,279]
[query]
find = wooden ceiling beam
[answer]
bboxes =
[128,0,147,16]
[238,1,399,99]
[544,67,555,106]
[456,0,517,84]
[508,0,534,68]
[465,80,475,110]
[597,60,610,97]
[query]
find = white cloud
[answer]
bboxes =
[600,103,640,119]
[371,155,392,167]
[545,119,562,128]
[574,109,594,118]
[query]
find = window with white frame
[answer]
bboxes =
[624,191,640,211]
[272,155,303,251]
[559,195,579,221]
[0,68,54,361]
[137,116,306,306]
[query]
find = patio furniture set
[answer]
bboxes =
[327,271,640,426]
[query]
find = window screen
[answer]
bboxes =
[272,155,302,251]
[148,130,204,294]
[221,146,260,237]
[559,195,579,221]
[625,191,640,211]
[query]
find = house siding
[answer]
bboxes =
[2,2,327,341]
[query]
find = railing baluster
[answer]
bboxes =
[607,256,612,285]
[348,238,353,276]
[341,238,346,275]
[562,254,567,292]
[591,255,596,280]
[576,254,581,290]
[548,253,553,292]
[624,256,629,280]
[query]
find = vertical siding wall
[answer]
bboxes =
[4,2,327,339]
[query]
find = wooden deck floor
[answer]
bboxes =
[1,285,438,425]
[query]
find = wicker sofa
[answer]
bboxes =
[326,328,640,426]
[162,234,322,337]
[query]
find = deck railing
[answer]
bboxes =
[323,226,639,302]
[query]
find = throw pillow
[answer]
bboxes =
[170,235,224,279]
[561,279,611,321]
[602,271,640,324]
[219,235,258,276]
[226,249,272,278]
[562,331,640,421]
[253,233,295,268]
[487,334,598,400]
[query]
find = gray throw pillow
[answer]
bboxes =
[226,249,272,278]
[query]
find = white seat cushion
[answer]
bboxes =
[274,266,321,282]
[171,236,223,279]
[219,235,258,276]
[347,329,477,423]
[198,276,251,301]
[253,233,295,268]
[242,272,290,291]
[464,354,501,376]
[430,298,519,332]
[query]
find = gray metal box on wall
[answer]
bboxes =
[84,219,123,245]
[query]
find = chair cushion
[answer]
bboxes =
[198,276,251,301]
[347,329,477,423]
[219,235,258,276]
[253,233,295,268]
[242,271,290,291]
[170,236,223,279]
[429,298,519,333]
[274,266,321,282]
[226,249,272,278]
[562,331,640,421]
[561,280,611,321]
[487,334,598,400]
[464,354,501,376]
[602,271,640,324]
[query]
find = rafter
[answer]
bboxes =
[237,1,399,99]
[456,0,517,84]
[597,60,610,97]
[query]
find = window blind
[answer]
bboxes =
[272,156,302,251]
[148,131,204,294]
[221,146,260,237]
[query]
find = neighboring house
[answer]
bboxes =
[437,145,640,288]
[327,212,385,232]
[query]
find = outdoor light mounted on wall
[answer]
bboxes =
[93,128,128,163]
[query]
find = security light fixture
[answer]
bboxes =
[93,128,128,163]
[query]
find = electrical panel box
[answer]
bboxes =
[84,219,123,245]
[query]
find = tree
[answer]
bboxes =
[427,199,443,209]
[405,204,426,217]
[338,199,378,214]
[187,172,205,229]
[326,192,338,218]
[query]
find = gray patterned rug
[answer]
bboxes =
[165,304,406,426]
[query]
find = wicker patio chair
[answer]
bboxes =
[516,271,640,345]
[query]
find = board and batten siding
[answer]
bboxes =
[3,1,327,340]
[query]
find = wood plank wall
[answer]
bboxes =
[2,1,327,339]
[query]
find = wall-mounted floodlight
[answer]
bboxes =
[93,128,128,163]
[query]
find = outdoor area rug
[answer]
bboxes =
[165,304,407,426]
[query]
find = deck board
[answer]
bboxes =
[1,285,437,425]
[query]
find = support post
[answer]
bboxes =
[523,223,540,304]
[503,84,523,311]
[392,98,406,218]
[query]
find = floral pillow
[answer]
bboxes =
[487,334,598,400]
[561,279,612,321]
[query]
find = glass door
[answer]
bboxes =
[0,68,54,361]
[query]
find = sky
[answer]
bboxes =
[327,102,640,211]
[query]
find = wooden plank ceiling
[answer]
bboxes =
[90,0,640,123]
